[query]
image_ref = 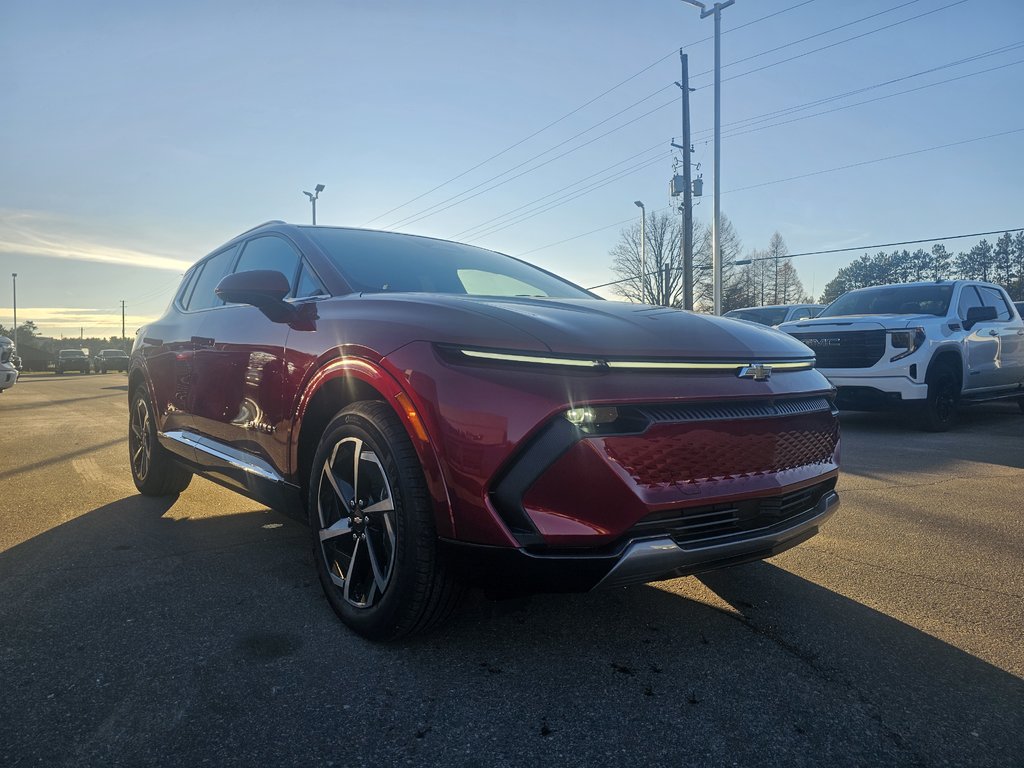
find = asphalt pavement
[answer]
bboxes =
[1,372,1022,767]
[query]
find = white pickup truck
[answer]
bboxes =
[778,280,1024,430]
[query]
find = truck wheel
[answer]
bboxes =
[129,386,192,495]
[919,367,959,432]
[308,400,464,640]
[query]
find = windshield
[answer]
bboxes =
[724,307,790,326]
[820,284,954,317]
[102,350,128,356]
[304,227,594,299]
[59,350,86,358]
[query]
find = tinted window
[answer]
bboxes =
[956,286,984,319]
[977,286,1011,321]
[294,261,328,299]
[303,227,592,299]
[724,307,788,326]
[820,285,953,317]
[235,236,301,290]
[187,245,238,311]
[175,267,199,309]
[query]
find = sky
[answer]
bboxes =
[1,0,1023,338]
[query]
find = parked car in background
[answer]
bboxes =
[779,280,1024,430]
[94,349,130,373]
[55,349,91,374]
[128,221,841,640]
[0,337,18,393]
[724,304,824,327]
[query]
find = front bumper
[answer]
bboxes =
[823,370,928,404]
[0,362,17,391]
[441,487,839,592]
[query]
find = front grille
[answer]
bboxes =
[638,396,832,424]
[789,330,885,368]
[628,478,836,545]
[601,410,839,487]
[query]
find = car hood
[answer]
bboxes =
[335,294,813,360]
[779,313,936,332]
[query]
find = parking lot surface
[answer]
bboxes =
[2,373,1022,767]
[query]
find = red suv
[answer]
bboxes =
[128,221,840,639]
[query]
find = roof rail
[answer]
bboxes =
[235,220,287,239]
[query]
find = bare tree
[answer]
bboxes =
[609,211,683,306]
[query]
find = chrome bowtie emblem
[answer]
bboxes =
[738,364,773,381]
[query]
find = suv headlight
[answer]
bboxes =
[889,328,925,361]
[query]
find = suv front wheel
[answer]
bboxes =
[129,386,192,495]
[309,401,463,640]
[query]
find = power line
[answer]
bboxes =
[362,0,820,227]
[382,0,943,230]
[726,127,1024,194]
[453,46,1022,246]
[584,228,1024,290]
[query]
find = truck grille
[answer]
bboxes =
[788,330,885,368]
[628,478,836,545]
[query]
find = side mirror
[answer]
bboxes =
[216,270,298,324]
[964,305,997,330]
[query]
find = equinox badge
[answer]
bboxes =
[738,364,773,381]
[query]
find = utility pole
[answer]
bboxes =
[634,200,646,304]
[11,273,17,354]
[672,51,694,311]
[681,0,734,315]
[121,300,126,340]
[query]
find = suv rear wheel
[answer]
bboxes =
[309,401,463,640]
[129,386,192,495]
[919,366,960,432]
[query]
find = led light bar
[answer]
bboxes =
[455,347,814,372]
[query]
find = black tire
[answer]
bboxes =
[308,400,464,641]
[919,366,960,432]
[129,385,192,495]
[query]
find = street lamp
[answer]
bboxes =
[10,273,16,354]
[303,183,326,225]
[634,200,646,305]
[680,0,735,315]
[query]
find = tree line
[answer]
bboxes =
[609,215,1023,310]
[819,231,1024,303]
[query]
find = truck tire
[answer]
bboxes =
[919,366,959,432]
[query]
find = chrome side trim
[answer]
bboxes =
[159,430,283,483]
[593,490,840,590]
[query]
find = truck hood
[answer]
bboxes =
[341,294,814,360]
[779,313,935,332]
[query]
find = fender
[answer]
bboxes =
[289,353,456,539]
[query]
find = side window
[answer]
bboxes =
[977,286,1011,321]
[792,307,814,321]
[234,236,301,290]
[187,245,239,311]
[294,261,329,299]
[956,286,984,319]
[175,267,199,310]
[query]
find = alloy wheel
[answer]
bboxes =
[129,398,152,482]
[316,437,397,609]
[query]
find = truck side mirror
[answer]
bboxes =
[964,305,997,330]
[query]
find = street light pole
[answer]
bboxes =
[302,183,326,225]
[11,273,17,353]
[634,201,646,304]
[681,0,734,315]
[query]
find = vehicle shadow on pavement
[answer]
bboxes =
[2,497,1021,767]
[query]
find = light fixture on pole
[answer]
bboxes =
[634,200,646,305]
[10,273,17,354]
[302,183,326,225]
[680,0,734,315]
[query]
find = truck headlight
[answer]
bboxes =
[889,328,925,361]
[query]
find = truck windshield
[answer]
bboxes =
[819,285,953,317]
[724,307,789,326]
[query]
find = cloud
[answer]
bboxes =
[0,210,193,272]
[0,306,159,335]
